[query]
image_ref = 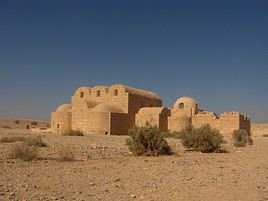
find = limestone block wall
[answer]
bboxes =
[218,112,241,135]
[51,111,72,134]
[135,107,170,131]
[110,113,129,135]
[84,112,110,135]
[158,108,170,131]
[71,102,91,132]
[128,94,162,128]
[71,85,129,113]
[168,115,191,132]
[239,114,251,134]
[192,111,219,130]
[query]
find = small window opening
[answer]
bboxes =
[57,124,60,128]
[179,103,184,109]
[114,90,118,96]
[96,90,100,97]
[105,131,108,135]
[26,125,30,129]
[80,92,84,98]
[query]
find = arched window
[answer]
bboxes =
[80,92,84,98]
[114,90,118,96]
[179,102,184,109]
[96,90,100,97]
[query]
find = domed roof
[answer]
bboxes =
[56,104,72,112]
[92,103,125,113]
[173,96,198,109]
[86,100,99,108]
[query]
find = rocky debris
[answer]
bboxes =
[130,193,136,198]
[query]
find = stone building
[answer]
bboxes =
[51,84,250,135]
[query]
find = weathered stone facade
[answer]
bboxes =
[51,84,250,135]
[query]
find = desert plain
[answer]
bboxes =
[0,119,268,201]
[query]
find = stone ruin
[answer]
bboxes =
[51,84,250,135]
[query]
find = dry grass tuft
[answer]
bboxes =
[0,136,48,147]
[58,147,76,162]
[8,143,38,161]
[0,136,26,143]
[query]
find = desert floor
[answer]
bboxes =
[0,127,268,201]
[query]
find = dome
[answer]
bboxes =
[173,96,198,110]
[56,104,72,112]
[92,103,125,113]
[86,100,99,108]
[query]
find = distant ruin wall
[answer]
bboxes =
[192,111,251,136]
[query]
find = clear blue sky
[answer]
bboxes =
[0,0,267,122]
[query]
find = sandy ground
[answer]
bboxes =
[0,128,268,201]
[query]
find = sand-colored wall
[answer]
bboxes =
[168,109,192,132]
[135,107,169,131]
[251,124,268,136]
[191,111,251,136]
[192,112,219,130]
[128,94,162,128]
[71,85,129,113]
[84,112,110,135]
[51,111,72,134]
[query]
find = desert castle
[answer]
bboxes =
[51,84,250,135]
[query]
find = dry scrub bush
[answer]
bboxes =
[58,147,75,162]
[8,143,38,161]
[126,124,172,156]
[25,136,48,147]
[232,129,253,147]
[31,121,38,126]
[181,124,224,153]
[63,130,84,136]
[0,136,26,143]
[0,136,47,147]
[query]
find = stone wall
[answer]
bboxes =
[110,113,129,135]
[51,111,72,134]
[135,107,169,131]
[192,111,251,136]
[128,94,162,129]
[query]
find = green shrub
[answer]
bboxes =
[63,130,84,136]
[180,124,224,153]
[8,143,38,161]
[232,129,251,147]
[126,125,172,156]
